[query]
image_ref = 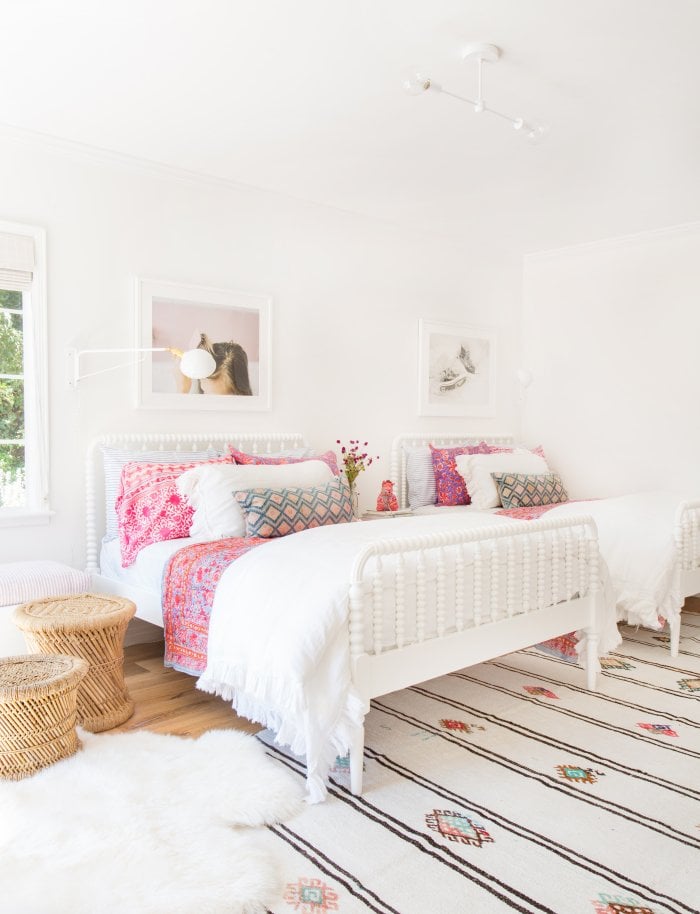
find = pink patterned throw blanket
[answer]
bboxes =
[496,502,579,662]
[162,537,268,675]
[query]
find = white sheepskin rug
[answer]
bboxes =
[0,728,303,914]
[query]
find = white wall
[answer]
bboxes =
[521,223,700,498]
[0,136,522,565]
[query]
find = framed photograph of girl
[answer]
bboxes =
[417,319,496,417]
[134,278,271,411]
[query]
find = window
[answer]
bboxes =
[0,223,48,523]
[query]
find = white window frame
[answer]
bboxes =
[0,220,50,527]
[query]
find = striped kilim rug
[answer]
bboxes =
[258,620,700,914]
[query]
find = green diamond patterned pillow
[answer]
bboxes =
[491,472,569,509]
[234,477,354,538]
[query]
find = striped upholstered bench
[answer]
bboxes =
[0,562,91,657]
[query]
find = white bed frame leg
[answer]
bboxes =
[349,723,365,796]
[669,614,681,658]
[585,630,599,691]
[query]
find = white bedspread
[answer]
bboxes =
[544,491,684,630]
[197,511,606,802]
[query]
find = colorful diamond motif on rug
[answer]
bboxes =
[439,718,486,734]
[556,764,605,784]
[600,656,636,671]
[425,810,494,847]
[591,892,656,913]
[284,877,340,912]
[678,678,700,692]
[523,685,559,699]
[330,753,364,775]
[637,723,679,737]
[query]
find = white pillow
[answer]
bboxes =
[176,460,335,539]
[455,451,550,510]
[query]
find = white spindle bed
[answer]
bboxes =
[390,432,700,658]
[87,431,605,796]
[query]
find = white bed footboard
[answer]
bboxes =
[346,514,601,795]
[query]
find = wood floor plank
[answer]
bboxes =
[115,638,259,737]
[115,596,700,738]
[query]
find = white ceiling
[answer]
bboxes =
[2,0,699,251]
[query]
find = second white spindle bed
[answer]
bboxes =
[390,432,700,658]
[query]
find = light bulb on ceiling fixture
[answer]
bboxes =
[401,67,440,96]
[525,121,550,145]
[513,118,549,144]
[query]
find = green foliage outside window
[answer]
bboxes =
[0,289,25,480]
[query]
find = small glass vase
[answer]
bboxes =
[349,486,360,520]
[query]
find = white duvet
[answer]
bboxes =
[542,491,684,631]
[197,511,611,801]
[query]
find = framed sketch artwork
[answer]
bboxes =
[135,278,271,410]
[418,320,495,417]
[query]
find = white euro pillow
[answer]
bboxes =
[455,451,550,510]
[176,460,335,539]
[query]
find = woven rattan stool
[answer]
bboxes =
[14,594,136,732]
[0,654,88,780]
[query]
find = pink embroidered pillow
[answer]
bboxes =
[228,447,340,476]
[115,456,231,567]
[430,442,547,506]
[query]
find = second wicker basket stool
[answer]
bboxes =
[0,654,88,780]
[14,594,136,732]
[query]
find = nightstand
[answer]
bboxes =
[360,509,415,520]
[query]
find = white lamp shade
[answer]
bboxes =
[179,348,216,380]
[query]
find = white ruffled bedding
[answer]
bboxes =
[542,491,684,631]
[197,511,611,802]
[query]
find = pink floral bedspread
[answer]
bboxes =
[496,502,579,662]
[162,537,268,675]
[495,504,563,522]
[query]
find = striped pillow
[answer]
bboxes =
[404,446,437,509]
[234,478,353,538]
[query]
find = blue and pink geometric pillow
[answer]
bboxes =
[234,477,353,538]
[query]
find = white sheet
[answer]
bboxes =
[541,491,685,630]
[100,536,192,595]
[197,511,609,802]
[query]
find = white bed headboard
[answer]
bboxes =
[85,431,306,574]
[390,432,515,509]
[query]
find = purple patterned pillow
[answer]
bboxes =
[234,477,353,538]
[429,442,508,506]
[429,442,545,506]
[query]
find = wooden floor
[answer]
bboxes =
[116,596,700,738]
[115,640,260,738]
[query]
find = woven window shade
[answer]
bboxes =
[0,231,35,291]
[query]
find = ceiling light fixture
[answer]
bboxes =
[402,43,548,144]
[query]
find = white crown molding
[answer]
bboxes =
[525,220,700,262]
[0,121,466,247]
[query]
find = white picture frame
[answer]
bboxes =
[134,278,271,411]
[418,319,496,417]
